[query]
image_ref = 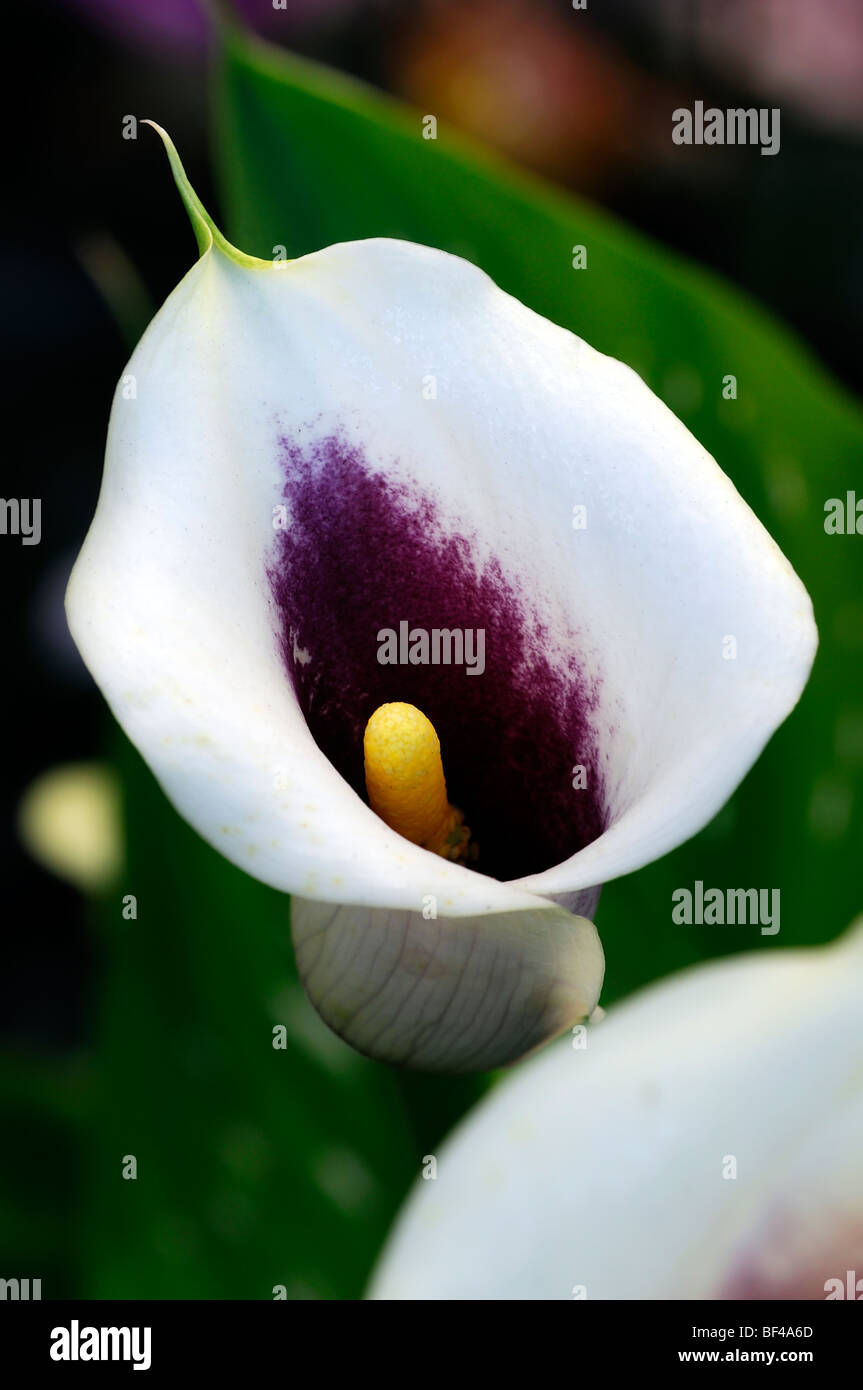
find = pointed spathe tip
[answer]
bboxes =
[143,120,272,269]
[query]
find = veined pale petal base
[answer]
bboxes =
[291,893,604,1072]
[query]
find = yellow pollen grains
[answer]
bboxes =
[363,702,474,863]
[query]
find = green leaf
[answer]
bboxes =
[214,21,863,1006]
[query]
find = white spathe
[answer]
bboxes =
[66,128,816,1070]
[370,922,863,1299]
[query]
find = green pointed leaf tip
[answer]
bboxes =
[143,120,274,270]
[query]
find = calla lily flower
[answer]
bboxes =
[66,126,816,1071]
[370,921,863,1299]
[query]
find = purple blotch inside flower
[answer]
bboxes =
[267,431,606,881]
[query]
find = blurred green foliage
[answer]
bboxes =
[3,15,862,1300]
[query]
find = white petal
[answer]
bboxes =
[292,896,603,1072]
[67,227,814,908]
[369,922,863,1299]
